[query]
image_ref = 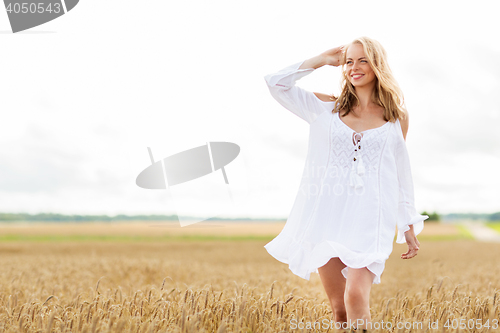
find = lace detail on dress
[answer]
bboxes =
[329,112,391,178]
[330,117,353,172]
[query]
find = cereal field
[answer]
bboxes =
[0,221,499,332]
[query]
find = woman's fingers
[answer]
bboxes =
[401,250,417,259]
[401,249,418,259]
[401,241,419,259]
[321,45,346,67]
[401,233,420,259]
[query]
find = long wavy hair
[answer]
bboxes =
[330,37,407,122]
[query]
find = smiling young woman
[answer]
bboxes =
[346,45,377,88]
[263,36,428,332]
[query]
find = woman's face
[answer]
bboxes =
[345,43,377,89]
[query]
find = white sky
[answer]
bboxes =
[0,0,499,219]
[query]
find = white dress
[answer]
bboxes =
[263,60,429,284]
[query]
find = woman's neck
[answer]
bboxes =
[354,85,376,112]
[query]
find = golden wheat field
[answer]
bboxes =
[0,221,499,332]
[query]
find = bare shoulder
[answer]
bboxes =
[400,110,409,141]
[313,92,337,102]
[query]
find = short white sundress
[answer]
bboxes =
[263,60,429,284]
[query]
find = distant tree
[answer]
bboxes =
[489,212,500,222]
[422,211,440,222]
[0,213,23,221]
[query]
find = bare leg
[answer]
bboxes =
[344,267,375,330]
[318,257,347,327]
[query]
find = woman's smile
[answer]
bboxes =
[345,43,376,87]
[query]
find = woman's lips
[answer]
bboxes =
[351,74,364,80]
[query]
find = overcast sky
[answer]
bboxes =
[0,0,499,219]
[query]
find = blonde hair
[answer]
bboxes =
[331,36,407,122]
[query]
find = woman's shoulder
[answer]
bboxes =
[395,110,409,141]
[313,92,337,103]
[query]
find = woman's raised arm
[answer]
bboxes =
[299,45,345,70]
[263,45,345,124]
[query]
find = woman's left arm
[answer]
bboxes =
[395,113,429,252]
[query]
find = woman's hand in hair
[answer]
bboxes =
[320,45,345,67]
[299,45,345,70]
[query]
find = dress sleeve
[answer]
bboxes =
[264,60,333,124]
[395,124,429,244]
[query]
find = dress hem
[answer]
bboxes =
[264,233,388,284]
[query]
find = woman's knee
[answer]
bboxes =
[344,285,367,305]
[344,280,371,307]
[344,268,374,302]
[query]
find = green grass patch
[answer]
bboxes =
[414,234,474,241]
[485,222,500,233]
[0,223,480,243]
[392,224,474,242]
[455,224,475,240]
[0,234,277,242]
